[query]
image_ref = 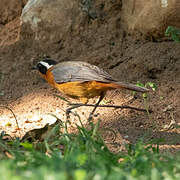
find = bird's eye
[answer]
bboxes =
[37,63,47,74]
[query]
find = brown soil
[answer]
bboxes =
[0,1,179,153]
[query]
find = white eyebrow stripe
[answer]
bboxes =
[40,61,53,69]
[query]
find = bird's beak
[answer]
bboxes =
[31,66,37,70]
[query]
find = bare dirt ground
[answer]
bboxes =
[0,1,180,153]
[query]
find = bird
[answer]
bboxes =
[36,59,149,118]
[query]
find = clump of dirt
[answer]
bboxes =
[0,0,179,153]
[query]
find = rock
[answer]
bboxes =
[0,0,24,25]
[20,0,83,44]
[19,0,180,47]
[121,0,180,39]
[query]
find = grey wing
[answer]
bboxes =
[51,61,115,84]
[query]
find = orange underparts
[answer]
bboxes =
[42,70,120,103]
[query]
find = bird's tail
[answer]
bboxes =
[110,81,149,93]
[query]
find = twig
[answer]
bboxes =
[68,103,153,113]
[0,106,20,129]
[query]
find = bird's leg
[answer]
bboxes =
[66,94,105,121]
[66,104,82,119]
[66,97,88,119]
[88,93,105,121]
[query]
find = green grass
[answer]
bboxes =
[165,26,180,42]
[1,120,180,180]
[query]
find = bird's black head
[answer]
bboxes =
[36,59,58,74]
